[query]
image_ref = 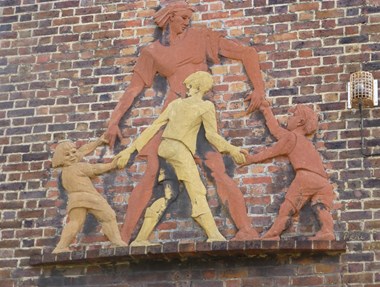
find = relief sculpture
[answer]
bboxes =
[51,137,127,253]
[50,1,337,250]
[105,0,265,243]
[117,71,247,246]
[243,101,336,240]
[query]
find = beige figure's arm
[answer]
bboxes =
[219,38,265,114]
[105,73,146,148]
[91,158,118,175]
[117,105,171,169]
[76,135,108,160]
[202,103,246,164]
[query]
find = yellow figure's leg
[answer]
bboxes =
[130,178,175,247]
[185,180,226,242]
[158,139,225,242]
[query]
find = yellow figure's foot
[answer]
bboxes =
[111,241,128,247]
[130,240,161,247]
[206,236,227,243]
[52,247,70,254]
[308,232,335,241]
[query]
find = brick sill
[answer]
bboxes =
[30,240,346,266]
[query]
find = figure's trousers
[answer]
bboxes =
[120,131,254,243]
[120,133,161,243]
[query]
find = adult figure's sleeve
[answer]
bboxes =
[134,47,157,88]
[204,28,224,64]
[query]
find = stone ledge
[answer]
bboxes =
[30,240,347,266]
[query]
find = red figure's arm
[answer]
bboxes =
[246,133,295,165]
[105,73,146,148]
[218,38,265,113]
[245,103,295,166]
[260,104,288,140]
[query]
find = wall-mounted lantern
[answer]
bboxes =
[347,71,379,157]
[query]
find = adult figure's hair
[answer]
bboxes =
[153,1,194,28]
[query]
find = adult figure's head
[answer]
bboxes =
[154,1,194,44]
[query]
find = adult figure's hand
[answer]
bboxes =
[105,74,146,148]
[104,124,123,149]
[219,38,265,114]
[245,90,264,114]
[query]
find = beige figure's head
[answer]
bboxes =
[286,105,318,135]
[52,141,80,168]
[183,71,213,99]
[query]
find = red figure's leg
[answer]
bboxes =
[262,200,295,240]
[309,204,335,240]
[204,151,259,240]
[120,135,161,244]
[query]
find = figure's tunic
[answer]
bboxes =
[61,162,114,215]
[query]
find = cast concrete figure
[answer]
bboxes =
[244,101,336,240]
[117,71,247,246]
[51,137,127,253]
[106,0,264,243]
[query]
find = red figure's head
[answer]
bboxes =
[154,1,194,30]
[286,105,318,135]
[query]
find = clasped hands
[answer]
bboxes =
[113,99,270,169]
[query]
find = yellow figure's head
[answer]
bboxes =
[52,141,80,168]
[183,71,213,98]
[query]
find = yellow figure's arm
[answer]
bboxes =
[117,104,172,169]
[202,102,245,164]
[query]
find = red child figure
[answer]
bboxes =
[244,101,336,240]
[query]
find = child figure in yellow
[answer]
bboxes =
[52,137,127,253]
[117,71,247,246]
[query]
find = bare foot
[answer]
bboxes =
[231,229,259,241]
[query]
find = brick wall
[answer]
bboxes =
[0,0,379,286]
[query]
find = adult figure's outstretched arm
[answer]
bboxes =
[105,73,146,148]
[219,38,265,113]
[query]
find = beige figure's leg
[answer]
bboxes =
[52,208,87,253]
[92,208,127,247]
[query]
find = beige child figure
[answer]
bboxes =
[243,101,336,240]
[117,71,247,246]
[51,136,127,253]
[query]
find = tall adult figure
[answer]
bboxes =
[105,0,266,243]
